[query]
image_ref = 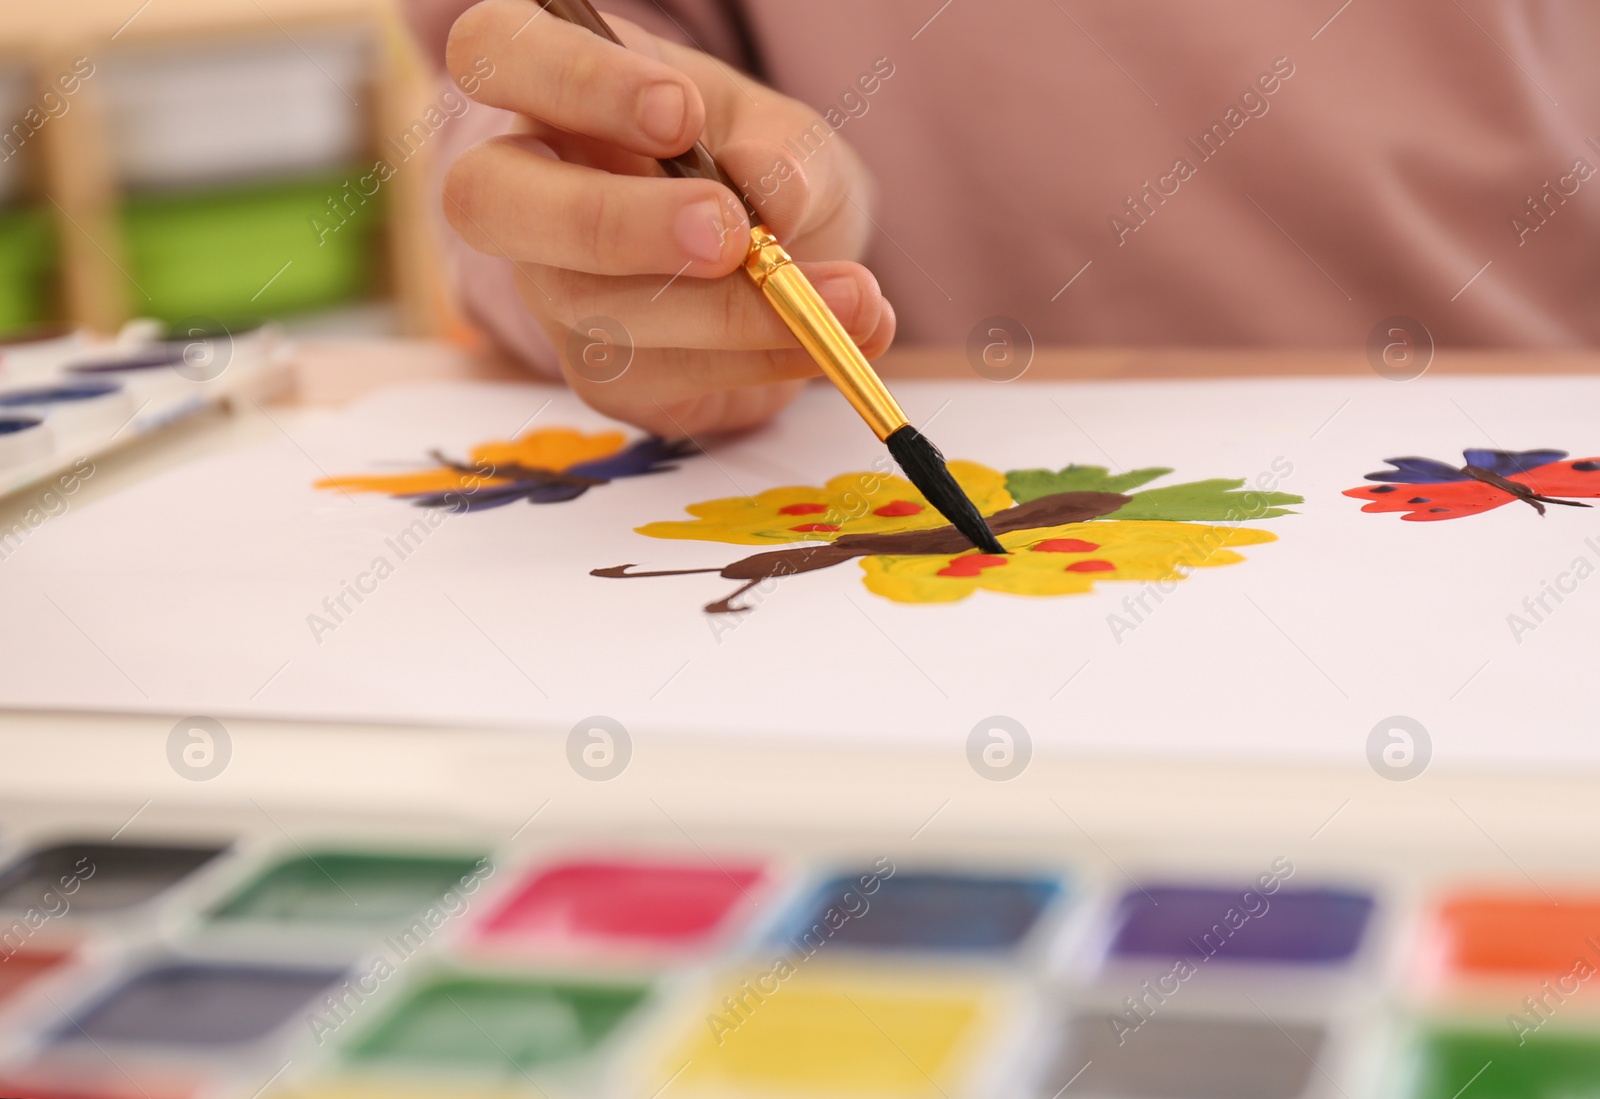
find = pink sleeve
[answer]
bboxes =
[403,0,752,380]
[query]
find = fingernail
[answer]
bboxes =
[639,81,686,145]
[676,199,731,262]
[812,273,865,333]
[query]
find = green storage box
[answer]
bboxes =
[0,206,56,338]
[121,170,382,327]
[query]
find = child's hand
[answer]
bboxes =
[444,0,896,437]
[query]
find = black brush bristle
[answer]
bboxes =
[885,425,1007,554]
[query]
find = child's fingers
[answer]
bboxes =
[641,37,870,253]
[548,300,898,419]
[520,259,887,351]
[572,379,811,440]
[443,135,749,276]
[441,0,889,438]
[598,379,811,440]
[446,0,704,158]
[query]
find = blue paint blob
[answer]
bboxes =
[773,870,1063,953]
[0,382,122,405]
[0,417,42,435]
[1106,885,1374,965]
[54,961,344,1046]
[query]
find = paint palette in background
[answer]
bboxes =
[662,968,1014,1099]
[0,1075,198,1099]
[1406,1028,1600,1099]
[206,850,489,930]
[1043,1012,1330,1099]
[0,841,224,915]
[1420,890,1600,987]
[0,826,1592,1099]
[771,868,1062,955]
[344,970,649,1073]
[1100,882,1376,967]
[472,857,768,959]
[52,960,345,1049]
[1398,888,1600,1099]
[0,324,288,500]
[0,949,72,1006]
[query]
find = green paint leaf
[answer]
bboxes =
[1108,479,1302,522]
[1005,465,1171,504]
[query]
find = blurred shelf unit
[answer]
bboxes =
[0,0,449,340]
[0,63,52,338]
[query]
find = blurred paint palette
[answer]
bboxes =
[0,810,1592,1099]
[0,324,288,500]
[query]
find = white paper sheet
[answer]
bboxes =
[3,376,1597,769]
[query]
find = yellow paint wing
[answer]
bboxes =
[637,461,1012,546]
[862,520,1278,604]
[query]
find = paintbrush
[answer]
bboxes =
[533,0,1006,555]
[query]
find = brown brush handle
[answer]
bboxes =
[536,0,762,225]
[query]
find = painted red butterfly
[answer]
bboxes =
[1343,449,1600,521]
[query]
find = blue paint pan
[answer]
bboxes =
[54,960,345,1047]
[772,869,1064,954]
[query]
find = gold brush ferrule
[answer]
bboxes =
[742,224,910,441]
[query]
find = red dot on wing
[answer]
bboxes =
[1033,538,1101,553]
[936,554,1009,578]
[778,503,829,515]
[789,523,840,533]
[873,500,924,517]
[1064,559,1116,573]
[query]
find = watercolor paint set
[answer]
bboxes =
[0,807,1594,1099]
[0,325,287,500]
